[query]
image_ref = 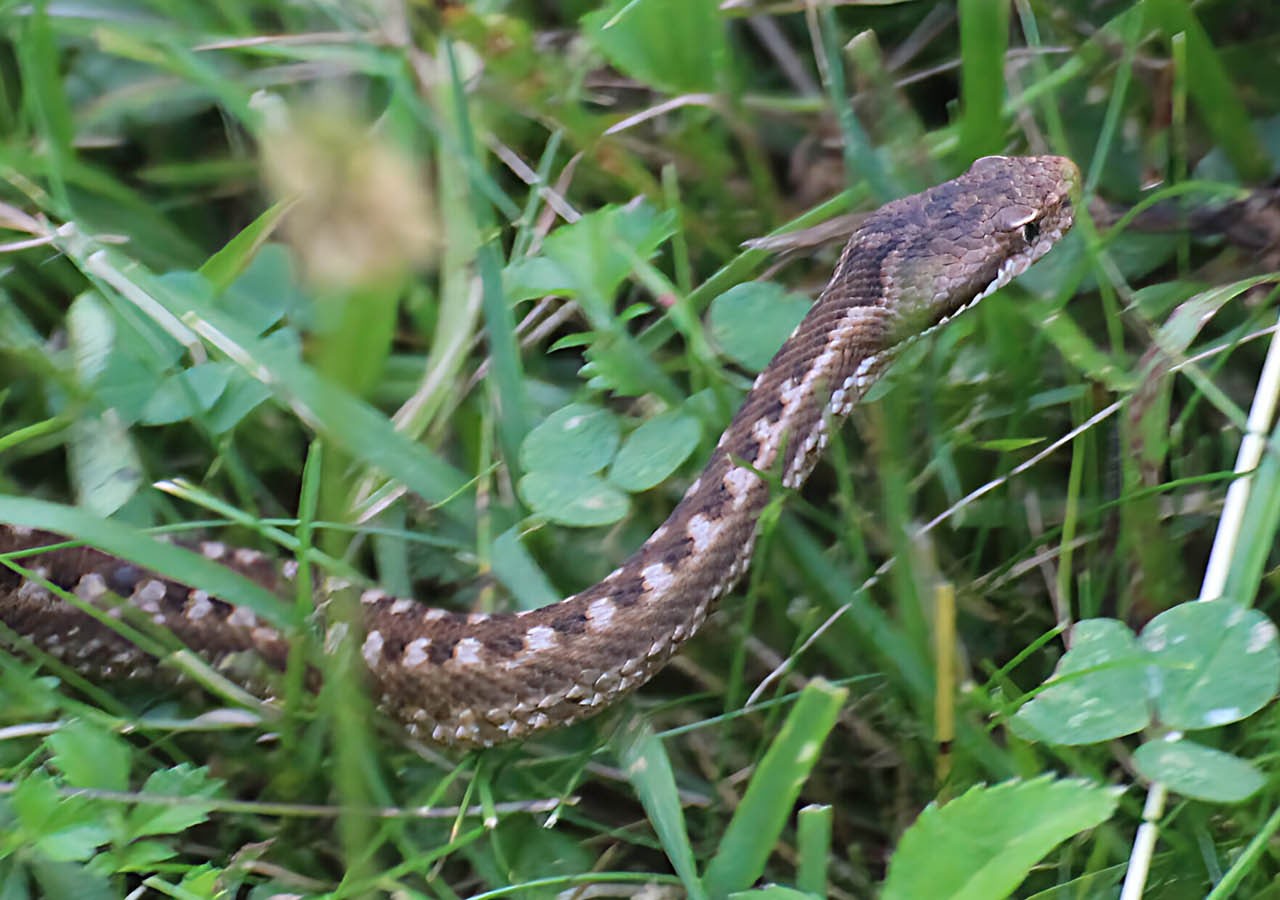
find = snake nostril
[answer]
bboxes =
[1023,221,1041,243]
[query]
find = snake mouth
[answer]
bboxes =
[973,220,1070,305]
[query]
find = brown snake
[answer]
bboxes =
[0,155,1078,747]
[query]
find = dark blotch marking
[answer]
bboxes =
[611,577,644,608]
[661,535,694,569]
[551,611,588,635]
[429,636,457,665]
[163,581,189,611]
[481,630,524,656]
[48,568,79,593]
[380,633,406,661]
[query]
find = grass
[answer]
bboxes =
[1,0,1279,897]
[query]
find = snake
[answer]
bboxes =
[0,155,1079,748]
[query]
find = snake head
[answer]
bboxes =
[853,154,1080,345]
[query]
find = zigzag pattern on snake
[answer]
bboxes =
[0,155,1079,747]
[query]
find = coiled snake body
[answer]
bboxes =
[0,155,1078,747]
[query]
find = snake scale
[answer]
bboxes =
[0,155,1078,747]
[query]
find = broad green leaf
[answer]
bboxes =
[139,362,230,425]
[518,471,630,527]
[67,412,141,517]
[217,244,301,334]
[1011,619,1150,745]
[519,403,621,476]
[708,283,810,373]
[29,857,115,900]
[203,371,273,434]
[50,242,476,528]
[882,777,1120,900]
[127,764,222,838]
[582,0,727,95]
[703,679,847,898]
[505,204,676,321]
[11,774,111,863]
[96,353,160,424]
[67,293,115,384]
[99,838,178,872]
[1141,601,1280,730]
[1133,738,1264,803]
[609,412,701,492]
[48,720,130,792]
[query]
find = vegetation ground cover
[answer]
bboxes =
[1,0,1279,897]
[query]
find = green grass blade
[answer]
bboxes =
[956,0,1010,162]
[610,717,708,900]
[702,679,847,898]
[795,804,833,895]
[1144,0,1271,181]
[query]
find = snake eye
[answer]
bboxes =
[1023,221,1041,243]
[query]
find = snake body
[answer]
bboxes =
[0,155,1078,747]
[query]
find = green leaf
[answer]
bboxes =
[51,246,476,529]
[582,0,727,95]
[66,412,141,517]
[708,283,811,373]
[66,293,116,385]
[11,775,111,863]
[518,471,630,527]
[139,362,230,425]
[29,858,115,900]
[491,526,562,611]
[216,244,300,334]
[200,203,294,294]
[1011,619,1150,745]
[703,679,848,898]
[610,718,707,900]
[1141,601,1280,730]
[100,839,178,872]
[126,764,222,839]
[519,403,621,476]
[47,720,131,791]
[203,371,273,435]
[1133,738,1264,803]
[882,777,1120,900]
[505,204,676,321]
[609,412,701,492]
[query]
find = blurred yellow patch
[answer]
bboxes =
[258,94,437,288]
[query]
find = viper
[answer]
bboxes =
[0,155,1079,747]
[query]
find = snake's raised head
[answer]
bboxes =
[853,154,1079,343]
